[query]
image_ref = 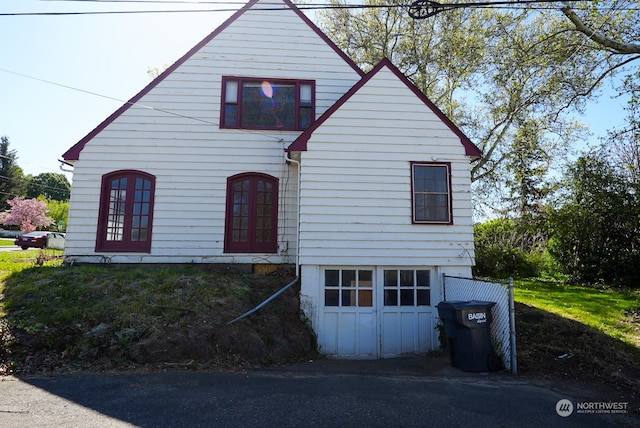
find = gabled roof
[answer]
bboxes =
[62,0,364,162]
[288,58,482,158]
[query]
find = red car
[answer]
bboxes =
[14,231,65,250]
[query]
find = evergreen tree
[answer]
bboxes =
[0,136,26,211]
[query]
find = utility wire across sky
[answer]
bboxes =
[2,0,625,17]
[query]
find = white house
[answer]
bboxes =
[61,0,481,359]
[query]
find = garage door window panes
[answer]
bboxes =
[324,269,373,307]
[383,270,430,306]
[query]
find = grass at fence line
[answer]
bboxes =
[515,279,640,348]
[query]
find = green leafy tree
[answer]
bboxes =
[604,70,640,185]
[504,119,554,217]
[318,1,639,213]
[26,172,71,201]
[43,198,69,232]
[548,155,640,286]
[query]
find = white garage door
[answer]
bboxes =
[318,267,437,358]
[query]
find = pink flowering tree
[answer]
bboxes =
[0,197,54,233]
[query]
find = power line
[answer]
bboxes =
[2,1,625,16]
[0,68,220,127]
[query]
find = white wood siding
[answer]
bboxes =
[64,0,361,263]
[297,66,476,267]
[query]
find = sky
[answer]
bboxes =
[0,0,632,180]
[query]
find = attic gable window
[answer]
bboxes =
[411,163,452,224]
[221,77,314,131]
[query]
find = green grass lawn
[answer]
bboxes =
[0,255,637,346]
[0,239,16,247]
[515,279,640,347]
[0,251,60,318]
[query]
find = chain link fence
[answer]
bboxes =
[442,275,517,374]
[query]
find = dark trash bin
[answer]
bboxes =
[436,300,502,372]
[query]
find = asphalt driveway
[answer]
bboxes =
[0,357,636,428]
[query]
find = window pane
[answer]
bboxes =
[400,270,414,286]
[413,165,450,222]
[384,270,397,287]
[225,80,238,103]
[359,270,372,287]
[400,289,414,306]
[416,270,430,286]
[384,289,398,306]
[433,170,448,193]
[426,194,449,222]
[299,107,312,129]
[300,84,312,105]
[359,290,373,307]
[106,180,126,242]
[325,290,339,306]
[342,270,356,287]
[341,290,353,306]
[325,270,339,286]
[224,105,237,127]
[417,290,430,306]
[241,81,296,128]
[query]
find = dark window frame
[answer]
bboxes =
[411,162,453,225]
[324,269,374,307]
[221,76,315,131]
[383,269,431,307]
[224,172,279,253]
[96,170,155,252]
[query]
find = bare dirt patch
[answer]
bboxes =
[516,302,640,413]
[0,268,319,375]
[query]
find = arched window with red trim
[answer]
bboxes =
[96,170,155,252]
[224,173,278,253]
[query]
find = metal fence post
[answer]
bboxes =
[509,277,518,375]
[442,273,447,301]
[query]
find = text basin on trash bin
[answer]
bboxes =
[436,300,496,329]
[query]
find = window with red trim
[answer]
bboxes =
[224,173,278,253]
[96,171,155,252]
[411,163,452,224]
[221,77,314,130]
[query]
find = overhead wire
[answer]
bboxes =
[0,67,296,143]
[2,0,630,16]
[2,0,632,152]
[1,0,627,144]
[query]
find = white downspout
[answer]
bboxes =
[284,150,301,277]
[225,150,302,326]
